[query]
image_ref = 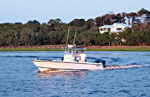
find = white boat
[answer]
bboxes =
[33,55,106,72]
[32,27,106,72]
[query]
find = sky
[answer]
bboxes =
[0,0,150,24]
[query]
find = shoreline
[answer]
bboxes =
[0,46,150,51]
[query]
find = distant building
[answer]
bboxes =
[99,23,131,34]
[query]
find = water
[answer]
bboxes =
[0,51,150,97]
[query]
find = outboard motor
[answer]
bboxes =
[93,59,106,68]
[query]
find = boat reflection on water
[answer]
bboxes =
[35,70,87,78]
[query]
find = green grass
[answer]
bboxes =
[86,47,150,51]
[0,47,150,51]
[0,48,64,51]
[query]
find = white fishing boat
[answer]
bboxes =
[32,48,106,72]
[32,27,106,72]
[33,51,106,72]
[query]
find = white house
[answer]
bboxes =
[99,23,131,34]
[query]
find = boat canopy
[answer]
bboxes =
[61,47,86,50]
[61,44,86,50]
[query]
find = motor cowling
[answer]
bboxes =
[93,59,106,68]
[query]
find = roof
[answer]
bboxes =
[115,23,130,27]
[99,25,114,28]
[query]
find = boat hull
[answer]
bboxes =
[32,59,104,72]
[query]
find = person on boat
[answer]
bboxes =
[84,52,87,62]
[69,51,71,55]
[80,50,86,62]
[76,51,80,62]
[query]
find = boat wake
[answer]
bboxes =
[105,65,148,70]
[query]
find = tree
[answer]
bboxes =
[135,13,140,28]
[145,11,150,23]
[127,13,132,25]
[55,18,61,23]
[100,15,106,25]
[138,8,149,16]
[47,19,56,31]
[69,19,85,27]
[110,33,117,46]
[84,19,94,30]
[116,13,122,23]
[122,12,127,23]
[101,32,111,46]
[130,12,137,25]
[14,22,22,25]
[0,8,150,47]
[138,8,149,28]
[33,20,40,25]
[27,20,33,25]
[27,20,40,25]
[48,19,55,25]
[95,17,101,27]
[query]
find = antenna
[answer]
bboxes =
[73,29,77,46]
[73,29,77,56]
[65,25,70,54]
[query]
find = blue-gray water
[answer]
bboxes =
[0,51,150,97]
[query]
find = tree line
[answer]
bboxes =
[0,8,150,47]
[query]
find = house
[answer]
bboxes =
[99,23,131,34]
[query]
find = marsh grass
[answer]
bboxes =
[0,48,64,51]
[0,46,150,51]
[86,47,150,51]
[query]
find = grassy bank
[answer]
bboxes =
[0,46,150,51]
[86,46,150,51]
[0,48,64,51]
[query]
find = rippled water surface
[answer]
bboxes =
[0,51,150,97]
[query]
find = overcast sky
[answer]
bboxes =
[0,0,150,24]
